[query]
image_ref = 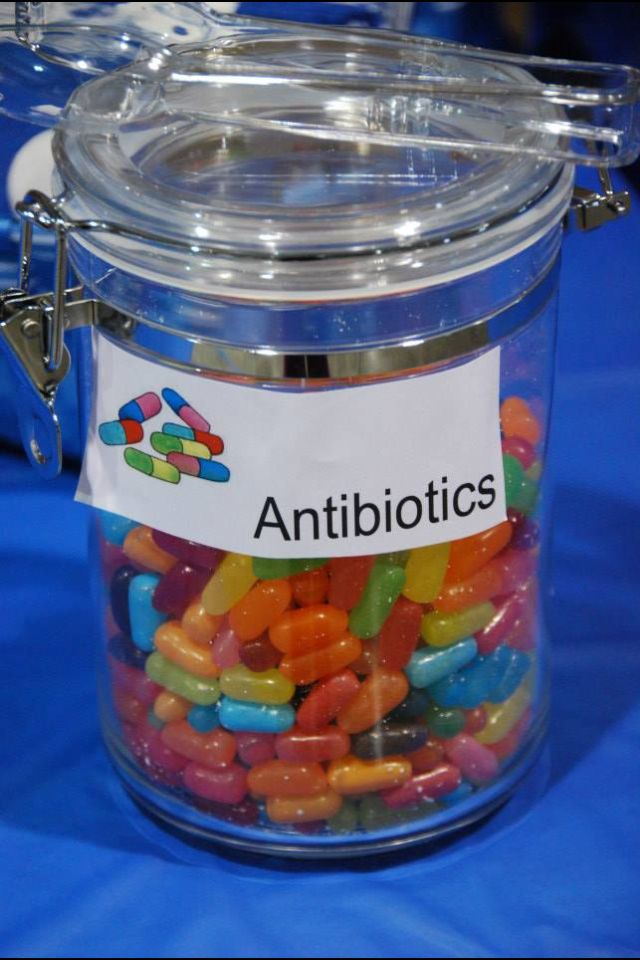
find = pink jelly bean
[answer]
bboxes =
[125,720,187,775]
[111,660,162,706]
[501,436,536,469]
[212,619,241,668]
[152,562,212,617]
[443,734,499,784]
[381,764,461,808]
[151,530,223,569]
[236,732,276,766]
[494,548,537,594]
[474,592,526,654]
[183,761,248,804]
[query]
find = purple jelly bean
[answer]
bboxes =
[152,562,212,617]
[151,529,223,569]
[511,518,540,550]
[110,564,139,636]
[108,633,148,670]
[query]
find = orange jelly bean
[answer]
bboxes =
[290,567,330,606]
[337,668,409,733]
[247,759,327,797]
[181,600,222,646]
[500,396,541,445]
[154,621,220,677]
[444,520,513,585]
[122,526,176,574]
[327,755,412,795]
[161,720,236,768]
[266,790,342,824]
[229,579,292,641]
[153,690,190,723]
[270,604,349,655]
[279,632,362,685]
[434,561,504,613]
[275,725,350,763]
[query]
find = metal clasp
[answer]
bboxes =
[0,191,98,476]
[570,167,631,231]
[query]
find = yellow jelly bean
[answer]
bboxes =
[421,602,495,647]
[220,664,295,705]
[402,543,450,603]
[476,685,532,744]
[327,755,412,795]
[202,554,257,615]
[266,790,343,824]
[153,690,191,723]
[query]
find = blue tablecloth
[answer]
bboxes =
[1,186,639,958]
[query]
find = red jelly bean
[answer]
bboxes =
[501,435,536,469]
[407,739,446,774]
[328,556,375,610]
[296,669,361,732]
[377,596,422,670]
[337,669,409,734]
[248,759,327,797]
[349,640,379,676]
[291,567,330,606]
[275,725,350,763]
[382,764,462,808]
[236,732,276,766]
[126,719,187,775]
[464,706,487,734]
[239,634,281,672]
[444,521,513,585]
[183,761,248,804]
[161,720,236,769]
[152,562,213,617]
[151,530,223,570]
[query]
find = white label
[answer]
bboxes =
[77,332,506,557]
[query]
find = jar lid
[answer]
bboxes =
[42,19,638,299]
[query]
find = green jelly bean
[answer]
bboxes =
[503,453,538,514]
[252,557,328,579]
[145,652,220,705]
[327,799,359,835]
[377,551,410,567]
[358,794,437,831]
[349,563,406,639]
[124,448,180,484]
[424,702,465,738]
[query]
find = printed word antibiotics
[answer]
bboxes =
[254,475,497,543]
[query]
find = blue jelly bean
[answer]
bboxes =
[188,704,220,732]
[389,688,431,722]
[218,697,295,733]
[129,573,166,652]
[108,633,148,670]
[487,649,530,703]
[163,422,194,440]
[98,511,137,546]
[429,646,528,709]
[439,781,474,807]
[110,565,139,635]
[405,638,477,689]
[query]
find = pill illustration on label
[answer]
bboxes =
[163,423,224,455]
[124,448,181,484]
[168,452,230,483]
[99,419,143,445]
[162,388,211,433]
[118,392,162,423]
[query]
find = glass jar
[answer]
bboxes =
[2,16,638,856]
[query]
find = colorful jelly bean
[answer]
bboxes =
[167,453,230,483]
[110,564,139,635]
[438,780,475,807]
[183,761,248,804]
[388,687,431,722]
[402,543,450,603]
[129,573,165,652]
[181,601,222,647]
[500,395,541,445]
[327,755,412,795]
[229,579,292,641]
[444,521,512,585]
[99,511,138,547]
[474,592,526,654]
[202,554,257,616]
[154,622,220,678]
[351,723,428,759]
[220,664,294,705]
[187,704,220,733]
[266,790,342,824]
[153,562,212,618]
[113,688,146,725]
[99,419,144,445]
[408,739,446,773]
[476,686,531,744]
[376,596,422,670]
[269,604,348,655]
[118,391,161,423]
[108,631,147,670]
[425,702,466,738]
[275,726,350,763]
[112,660,162,706]
[145,652,220,705]
[421,603,495,647]
[162,422,224,455]
[349,563,406,639]
[443,734,499,784]
[239,635,281,672]
[253,557,328,580]
[501,435,536,469]
[154,690,190,723]
[290,567,329,606]
[463,706,488,735]
[162,388,210,433]
[236,732,276,766]
[218,697,295,733]
[124,448,180,484]
[211,620,241,668]
[337,669,408,734]
[151,530,223,570]
[381,764,461,808]
[405,637,478,688]
[123,526,176,574]
[328,556,375,609]
[489,708,531,761]
[161,720,235,768]
[503,453,538,514]
[296,669,360,732]
[248,759,327,797]
[279,633,362,685]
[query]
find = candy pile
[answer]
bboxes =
[102,395,542,836]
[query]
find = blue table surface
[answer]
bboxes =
[1,184,639,958]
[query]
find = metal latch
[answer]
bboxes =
[570,167,631,231]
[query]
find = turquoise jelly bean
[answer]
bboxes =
[405,638,477,689]
[98,510,137,546]
[349,562,406,639]
[487,649,530,703]
[129,573,166,652]
[188,704,220,732]
[145,652,220,705]
[439,781,474,807]
[429,646,527,709]
[218,696,295,733]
